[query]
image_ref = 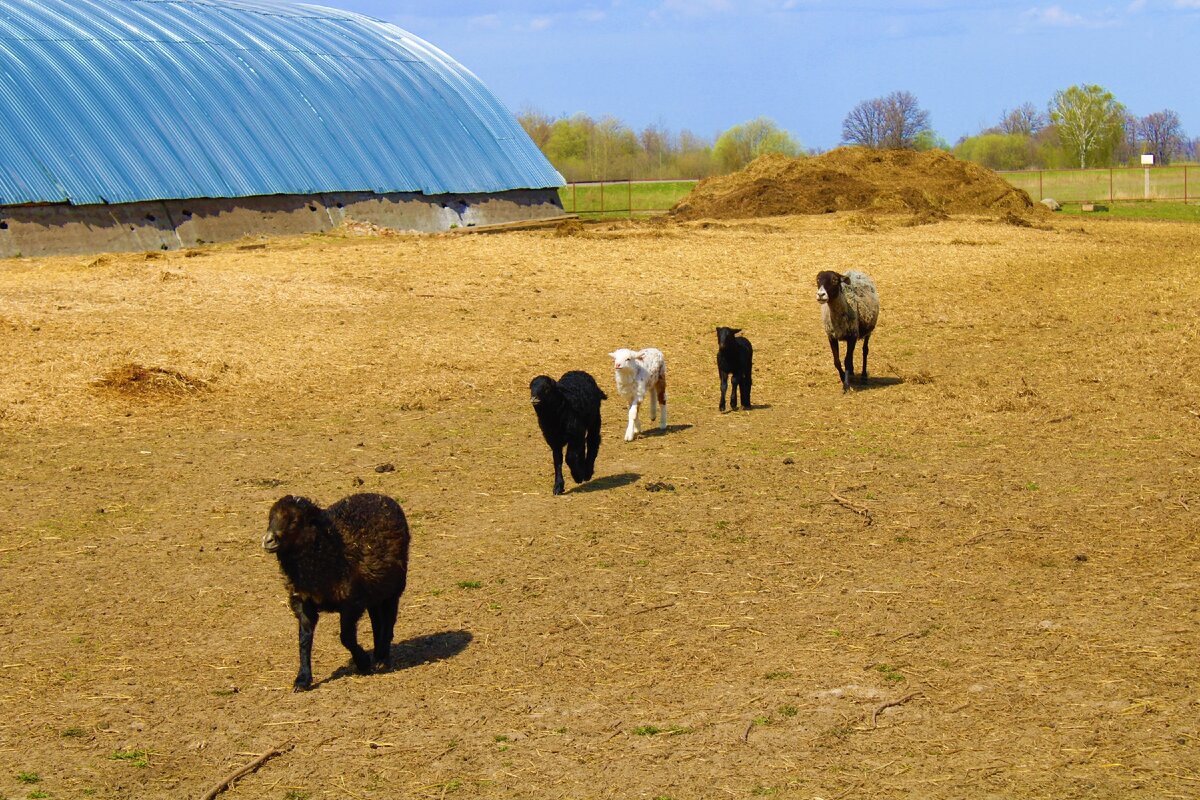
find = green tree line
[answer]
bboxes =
[517,110,801,182]
[521,83,1196,182]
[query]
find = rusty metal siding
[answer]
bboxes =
[0,0,563,207]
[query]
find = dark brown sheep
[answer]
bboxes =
[262,493,410,691]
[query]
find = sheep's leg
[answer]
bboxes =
[860,334,870,384]
[649,390,658,422]
[583,417,601,482]
[551,444,565,495]
[368,593,400,671]
[843,337,857,393]
[291,596,319,692]
[625,401,639,441]
[657,382,667,429]
[719,370,729,412]
[741,372,752,409]
[339,607,372,674]
[828,336,845,387]
[565,435,587,483]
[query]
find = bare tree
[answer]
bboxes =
[880,91,932,149]
[1137,110,1185,165]
[842,91,931,149]
[842,98,886,148]
[998,103,1047,136]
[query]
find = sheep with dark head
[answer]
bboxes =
[716,326,753,411]
[816,269,879,392]
[530,370,606,495]
[262,493,410,691]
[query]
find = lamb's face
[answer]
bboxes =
[609,349,638,372]
[816,271,846,304]
[716,327,741,349]
[529,375,555,406]
[263,496,320,554]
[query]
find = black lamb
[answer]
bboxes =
[529,370,606,495]
[262,493,410,691]
[716,326,753,411]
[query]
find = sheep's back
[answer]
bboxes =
[328,494,410,602]
[845,271,879,334]
[557,371,605,430]
[636,348,666,382]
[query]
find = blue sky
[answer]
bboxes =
[313,1,1199,150]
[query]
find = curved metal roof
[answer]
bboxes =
[0,0,563,206]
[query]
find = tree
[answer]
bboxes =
[954,133,1035,170]
[712,117,801,172]
[1137,110,1185,165]
[842,91,931,149]
[1048,84,1126,168]
[842,98,886,148]
[516,108,554,149]
[998,103,1047,136]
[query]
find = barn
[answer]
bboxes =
[0,0,566,257]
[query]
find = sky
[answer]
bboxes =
[310,1,1200,150]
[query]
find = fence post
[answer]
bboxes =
[1039,170,1043,201]
[1109,168,1113,203]
[1186,166,1189,203]
[600,181,605,216]
[572,182,576,214]
[628,180,633,219]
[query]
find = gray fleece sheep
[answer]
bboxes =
[816,269,879,392]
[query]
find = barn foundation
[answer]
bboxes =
[0,188,565,258]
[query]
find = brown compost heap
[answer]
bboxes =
[670,147,1040,220]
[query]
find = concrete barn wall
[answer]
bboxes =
[0,189,565,258]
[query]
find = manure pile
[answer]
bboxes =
[671,147,1039,220]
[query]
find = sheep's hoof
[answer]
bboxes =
[553,484,564,496]
[292,680,312,693]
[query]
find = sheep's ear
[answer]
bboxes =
[608,351,618,359]
[635,354,645,361]
[731,328,742,335]
[840,274,851,285]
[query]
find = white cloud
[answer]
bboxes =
[1021,5,1117,27]
[467,14,501,28]
[579,9,607,22]
[527,15,553,30]
[1023,5,1088,26]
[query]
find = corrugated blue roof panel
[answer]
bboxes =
[0,0,563,206]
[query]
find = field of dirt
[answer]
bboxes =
[1,212,1199,799]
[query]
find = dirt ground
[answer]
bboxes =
[1,213,1198,799]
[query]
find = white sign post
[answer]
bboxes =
[1142,154,1155,199]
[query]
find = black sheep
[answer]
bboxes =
[529,370,606,495]
[716,326,753,411]
[262,493,410,691]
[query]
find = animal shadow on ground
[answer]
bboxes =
[852,376,904,392]
[640,423,693,437]
[721,404,771,412]
[322,630,473,686]
[570,472,640,494]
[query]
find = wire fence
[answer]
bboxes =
[996,165,1195,204]
[561,165,1198,217]
[558,179,697,218]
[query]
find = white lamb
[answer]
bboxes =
[608,347,667,442]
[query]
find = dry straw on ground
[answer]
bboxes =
[0,207,1198,799]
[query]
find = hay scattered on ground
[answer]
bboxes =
[329,219,401,238]
[671,148,1041,221]
[93,363,210,398]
